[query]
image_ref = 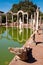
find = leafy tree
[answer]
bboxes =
[7,0,38,23]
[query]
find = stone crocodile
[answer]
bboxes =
[8,46,30,61]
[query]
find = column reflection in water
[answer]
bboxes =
[17,17,23,42]
[6,15,8,38]
[12,27,13,39]
[6,25,8,38]
[0,30,2,39]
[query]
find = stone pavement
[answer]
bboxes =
[35,30,43,43]
[9,44,43,65]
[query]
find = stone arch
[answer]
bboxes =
[17,10,24,24]
[17,10,24,15]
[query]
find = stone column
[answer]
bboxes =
[30,14,32,27]
[34,12,36,21]
[36,7,39,31]
[12,14,13,27]
[33,12,36,31]
[31,14,33,23]
[6,14,8,37]
[17,14,18,27]
[12,14,14,39]
[0,13,2,26]
[6,14,8,27]
[27,13,28,27]
[22,14,23,28]
[0,15,2,25]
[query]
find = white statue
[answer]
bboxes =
[19,18,23,35]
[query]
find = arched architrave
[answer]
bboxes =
[17,10,24,15]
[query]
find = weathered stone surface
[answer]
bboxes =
[8,47,30,60]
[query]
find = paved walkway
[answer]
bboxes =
[9,44,43,65]
[35,30,43,43]
[9,23,43,65]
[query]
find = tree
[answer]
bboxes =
[8,0,37,22]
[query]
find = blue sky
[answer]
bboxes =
[33,0,43,12]
[0,0,43,13]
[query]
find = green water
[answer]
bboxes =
[0,27,31,65]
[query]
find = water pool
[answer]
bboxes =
[0,27,31,65]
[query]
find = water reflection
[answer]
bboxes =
[0,27,24,65]
[0,27,30,43]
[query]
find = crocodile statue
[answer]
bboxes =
[8,46,30,61]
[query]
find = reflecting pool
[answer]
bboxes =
[0,27,31,65]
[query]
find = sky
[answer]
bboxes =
[0,0,43,13]
[32,0,43,12]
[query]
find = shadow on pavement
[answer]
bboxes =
[23,48,37,63]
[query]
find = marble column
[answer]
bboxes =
[36,7,39,31]
[0,15,2,25]
[6,14,8,37]
[33,12,36,31]
[6,15,8,27]
[12,15,13,27]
